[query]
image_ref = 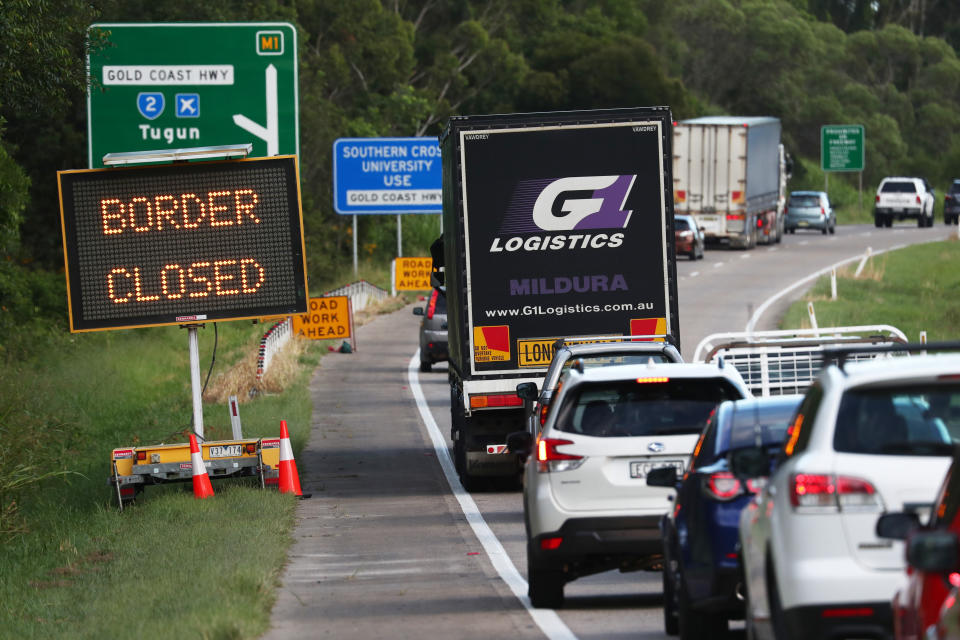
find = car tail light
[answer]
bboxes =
[947,194,954,202]
[916,195,922,204]
[876,195,880,203]
[704,472,742,500]
[426,288,439,319]
[757,217,764,228]
[791,473,881,511]
[636,377,669,384]
[538,403,550,426]
[537,437,584,473]
[470,393,523,409]
[820,206,826,216]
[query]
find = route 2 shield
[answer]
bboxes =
[137,92,164,119]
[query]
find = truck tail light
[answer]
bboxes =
[726,213,744,221]
[791,473,881,511]
[426,288,439,319]
[537,437,584,473]
[470,393,523,409]
[245,443,257,454]
[136,451,147,461]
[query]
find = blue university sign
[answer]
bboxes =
[333,137,442,214]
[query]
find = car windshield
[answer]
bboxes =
[675,218,690,231]
[881,181,918,194]
[833,384,960,456]
[555,378,744,437]
[789,195,819,207]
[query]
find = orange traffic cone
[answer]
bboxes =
[189,433,215,499]
[278,420,307,497]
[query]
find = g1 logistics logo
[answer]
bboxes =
[490,175,636,253]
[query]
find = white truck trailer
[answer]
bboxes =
[673,116,785,249]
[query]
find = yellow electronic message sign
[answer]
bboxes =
[293,296,352,340]
[394,257,432,291]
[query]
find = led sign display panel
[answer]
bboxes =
[57,156,308,332]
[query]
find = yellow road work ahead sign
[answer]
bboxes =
[395,257,432,291]
[293,296,352,339]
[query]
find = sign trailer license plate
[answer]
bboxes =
[630,459,683,479]
[209,445,242,458]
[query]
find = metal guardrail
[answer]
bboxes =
[256,317,292,381]
[324,279,390,311]
[693,325,909,397]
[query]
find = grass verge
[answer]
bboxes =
[0,292,412,639]
[779,237,960,339]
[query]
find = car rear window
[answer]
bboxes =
[950,181,960,195]
[694,401,800,467]
[880,181,918,194]
[675,218,690,231]
[789,195,819,207]
[833,384,960,456]
[554,377,744,437]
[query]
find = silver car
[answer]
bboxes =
[413,287,447,372]
[785,191,835,235]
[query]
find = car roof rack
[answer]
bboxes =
[553,334,676,349]
[822,340,960,371]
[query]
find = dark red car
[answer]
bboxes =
[877,449,960,640]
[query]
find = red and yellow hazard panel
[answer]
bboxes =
[474,325,511,363]
[630,317,667,340]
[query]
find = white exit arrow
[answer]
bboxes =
[233,64,278,156]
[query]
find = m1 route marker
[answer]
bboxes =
[87,23,298,167]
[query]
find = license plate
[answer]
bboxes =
[630,459,683,479]
[798,220,809,227]
[209,445,242,458]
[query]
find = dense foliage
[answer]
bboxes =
[2,0,960,339]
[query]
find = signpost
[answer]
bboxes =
[391,257,433,296]
[333,137,442,276]
[87,23,298,167]
[821,124,865,211]
[293,296,354,344]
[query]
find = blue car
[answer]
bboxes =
[647,394,803,638]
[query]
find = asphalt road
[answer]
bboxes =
[263,222,956,639]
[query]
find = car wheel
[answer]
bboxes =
[829,223,835,235]
[678,578,727,639]
[918,215,926,228]
[885,216,893,228]
[874,216,882,228]
[821,226,827,235]
[663,564,680,636]
[527,549,564,609]
[419,359,432,372]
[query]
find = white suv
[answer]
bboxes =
[874,177,935,228]
[509,361,749,608]
[737,346,960,640]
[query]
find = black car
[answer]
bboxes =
[945,179,960,225]
[412,287,447,372]
[649,394,803,639]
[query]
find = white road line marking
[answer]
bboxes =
[799,240,809,246]
[690,271,700,277]
[745,236,947,333]
[713,262,724,268]
[740,254,751,259]
[408,355,577,640]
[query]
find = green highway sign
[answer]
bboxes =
[87,23,298,168]
[821,124,864,172]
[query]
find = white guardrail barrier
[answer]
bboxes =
[324,279,390,312]
[256,317,293,381]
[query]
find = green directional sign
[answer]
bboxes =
[87,23,299,168]
[821,124,864,172]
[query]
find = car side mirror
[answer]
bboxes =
[876,512,922,540]
[516,382,539,401]
[729,447,770,479]
[907,530,959,573]
[413,307,424,316]
[507,431,534,460]
[646,466,679,488]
